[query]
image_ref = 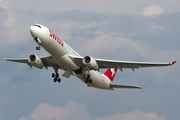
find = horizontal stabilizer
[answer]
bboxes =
[110,84,142,89]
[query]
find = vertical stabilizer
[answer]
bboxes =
[103,68,118,82]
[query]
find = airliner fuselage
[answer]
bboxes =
[30,24,113,90]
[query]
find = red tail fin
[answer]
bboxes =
[103,68,118,82]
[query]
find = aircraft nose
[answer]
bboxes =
[30,25,41,38]
[30,26,37,38]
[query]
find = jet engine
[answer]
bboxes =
[28,54,44,69]
[82,56,99,70]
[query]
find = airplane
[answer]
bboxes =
[4,24,177,90]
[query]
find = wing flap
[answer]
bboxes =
[110,84,142,89]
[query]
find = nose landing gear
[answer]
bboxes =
[34,38,41,50]
[36,46,41,50]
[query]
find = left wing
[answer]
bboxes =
[4,56,57,68]
[4,56,28,63]
[69,56,176,71]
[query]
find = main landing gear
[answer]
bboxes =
[83,74,92,84]
[52,73,61,83]
[52,65,61,83]
[83,67,92,84]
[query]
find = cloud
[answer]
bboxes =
[151,24,163,29]
[6,0,180,15]
[95,110,167,120]
[82,33,148,60]
[142,5,164,17]
[0,0,17,26]
[86,34,146,54]
[18,101,90,120]
[18,101,167,120]
[0,114,3,120]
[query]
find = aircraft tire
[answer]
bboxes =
[54,78,57,82]
[83,74,90,80]
[36,46,40,50]
[83,74,86,79]
[89,79,92,84]
[58,78,61,83]
[87,74,90,79]
[56,73,59,78]
[52,73,56,78]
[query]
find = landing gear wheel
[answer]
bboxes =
[84,74,92,84]
[52,73,56,78]
[56,73,59,78]
[52,73,61,83]
[54,78,57,82]
[89,79,92,84]
[87,74,90,79]
[52,73,59,78]
[83,74,86,79]
[57,78,61,83]
[83,74,90,80]
[36,46,40,50]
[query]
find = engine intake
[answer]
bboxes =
[83,56,99,70]
[28,54,44,69]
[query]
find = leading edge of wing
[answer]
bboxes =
[110,84,142,89]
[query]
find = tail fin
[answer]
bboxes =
[103,68,118,82]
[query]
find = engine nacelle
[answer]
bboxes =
[28,54,44,69]
[82,56,99,70]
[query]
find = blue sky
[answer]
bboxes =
[0,0,180,120]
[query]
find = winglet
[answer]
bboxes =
[4,56,6,59]
[171,61,177,65]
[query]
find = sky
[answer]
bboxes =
[0,0,180,120]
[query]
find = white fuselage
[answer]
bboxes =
[30,24,113,90]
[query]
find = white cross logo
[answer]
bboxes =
[111,68,115,77]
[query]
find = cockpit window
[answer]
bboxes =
[34,25,41,28]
